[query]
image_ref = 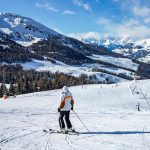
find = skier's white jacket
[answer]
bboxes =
[59,87,74,111]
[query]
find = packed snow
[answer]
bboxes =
[0,80,150,150]
[21,59,127,83]
[88,54,139,71]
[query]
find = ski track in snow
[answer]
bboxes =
[0,80,150,150]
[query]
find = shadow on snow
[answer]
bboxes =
[81,131,150,135]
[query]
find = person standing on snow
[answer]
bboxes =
[58,86,75,132]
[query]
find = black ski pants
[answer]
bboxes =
[59,111,72,129]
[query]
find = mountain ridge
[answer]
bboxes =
[0,12,150,82]
[82,36,150,63]
[0,12,60,46]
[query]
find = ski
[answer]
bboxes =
[43,129,68,134]
[67,130,80,135]
[43,129,79,135]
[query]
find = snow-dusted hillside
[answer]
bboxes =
[0,80,150,150]
[0,13,59,46]
[112,38,150,63]
[0,12,149,82]
[83,37,150,63]
[88,54,139,71]
[20,58,137,83]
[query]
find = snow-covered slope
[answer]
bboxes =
[0,80,150,150]
[20,59,137,83]
[112,38,150,63]
[83,37,150,63]
[0,13,59,46]
[83,37,134,49]
[88,54,139,71]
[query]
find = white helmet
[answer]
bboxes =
[62,86,68,92]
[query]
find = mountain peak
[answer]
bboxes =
[0,12,60,46]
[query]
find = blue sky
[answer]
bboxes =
[1,0,150,40]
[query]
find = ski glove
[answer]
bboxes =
[71,107,73,110]
[58,108,60,112]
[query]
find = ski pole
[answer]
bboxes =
[73,110,90,132]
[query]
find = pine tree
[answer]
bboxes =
[9,84,15,96]
[0,85,3,98]
[0,84,7,97]
[15,82,22,95]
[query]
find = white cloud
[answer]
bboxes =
[35,3,59,12]
[97,17,110,26]
[95,0,150,39]
[132,6,150,17]
[123,19,139,27]
[63,10,76,15]
[73,0,92,12]
[68,32,101,41]
[115,24,150,39]
[144,18,150,24]
[120,0,150,18]
[97,17,150,39]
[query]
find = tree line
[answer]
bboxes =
[0,64,93,98]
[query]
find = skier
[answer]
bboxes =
[58,86,75,133]
[136,102,140,111]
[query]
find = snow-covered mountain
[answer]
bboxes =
[83,36,150,64]
[0,80,150,150]
[0,12,150,82]
[0,13,60,46]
